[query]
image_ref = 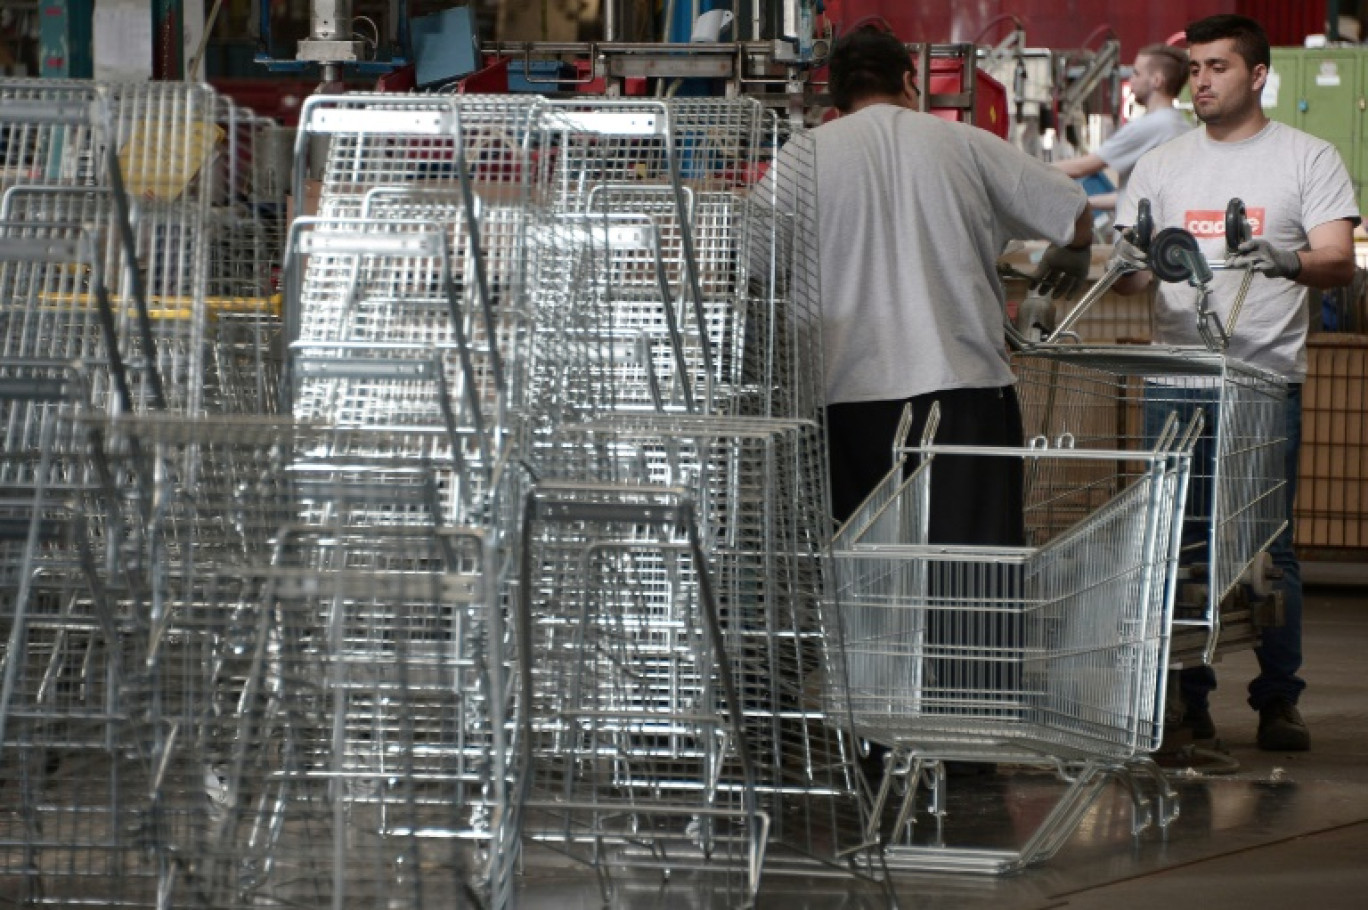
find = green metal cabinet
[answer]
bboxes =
[1265,47,1304,128]
[1266,47,1368,216]
[1301,50,1358,192]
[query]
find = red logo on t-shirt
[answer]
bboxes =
[1183,208,1265,237]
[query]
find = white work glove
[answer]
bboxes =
[1226,239,1302,279]
[1109,235,1149,274]
[1030,243,1091,300]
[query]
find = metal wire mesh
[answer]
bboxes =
[530,415,867,869]
[513,102,867,878]
[0,368,130,906]
[826,430,1193,873]
[1,86,875,900]
[513,480,767,901]
[1013,346,1287,664]
[8,412,519,908]
[0,79,286,415]
[523,100,823,423]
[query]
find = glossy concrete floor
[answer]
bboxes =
[516,583,1368,909]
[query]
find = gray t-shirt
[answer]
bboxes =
[1097,106,1192,188]
[1118,120,1360,382]
[785,104,1087,404]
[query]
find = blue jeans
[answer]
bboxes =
[1144,384,1305,713]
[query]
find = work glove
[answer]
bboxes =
[1226,239,1302,279]
[1108,235,1149,274]
[1030,243,1091,300]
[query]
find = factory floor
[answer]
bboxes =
[516,583,1368,909]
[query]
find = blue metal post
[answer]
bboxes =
[38,0,94,78]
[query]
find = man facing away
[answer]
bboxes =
[774,26,1094,536]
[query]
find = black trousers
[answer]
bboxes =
[826,385,1025,546]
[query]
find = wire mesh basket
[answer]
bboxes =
[513,480,768,903]
[825,412,1197,873]
[530,414,868,871]
[522,100,822,423]
[0,79,286,415]
[9,412,523,909]
[1013,345,1287,666]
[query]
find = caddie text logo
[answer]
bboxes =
[1183,208,1265,237]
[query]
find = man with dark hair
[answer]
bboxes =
[1114,14,1360,753]
[1054,43,1193,210]
[772,26,1093,537]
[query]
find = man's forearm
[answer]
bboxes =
[1053,153,1106,179]
[1293,248,1356,288]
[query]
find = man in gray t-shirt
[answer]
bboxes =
[1114,14,1359,755]
[771,27,1092,541]
[1056,44,1193,210]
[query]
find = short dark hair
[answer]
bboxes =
[828,27,913,113]
[1138,43,1188,96]
[1185,14,1271,70]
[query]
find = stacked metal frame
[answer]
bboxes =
[1012,346,1288,667]
[275,93,544,908]
[0,230,127,903]
[0,79,282,415]
[65,412,512,910]
[518,100,871,892]
[0,358,119,903]
[513,479,769,904]
[526,99,824,424]
[202,98,287,416]
[285,94,543,491]
[825,412,1198,873]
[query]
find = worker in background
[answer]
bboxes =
[1053,43,1193,211]
[770,26,1093,535]
[1112,14,1359,753]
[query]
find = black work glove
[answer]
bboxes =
[1030,243,1091,300]
[1227,239,1301,279]
[1108,235,1149,274]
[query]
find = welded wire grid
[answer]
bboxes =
[202,100,286,415]
[1012,346,1286,662]
[826,437,1190,872]
[287,215,529,528]
[0,369,130,906]
[8,413,517,908]
[514,480,768,901]
[524,100,823,422]
[0,79,282,415]
[149,534,505,910]
[532,415,867,869]
[292,95,539,422]
[0,225,123,413]
[295,93,541,222]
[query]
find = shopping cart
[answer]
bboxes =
[513,479,768,904]
[516,100,871,885]
[825,405,1198,873]
[1013,346,1287,668]
[0,79,286,414]
[64,413,518,909]
[0,360,132,905]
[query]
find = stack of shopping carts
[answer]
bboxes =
[3,75,1253,906]
[0,80,287,905]
[511,99,870,898]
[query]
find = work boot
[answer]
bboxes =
[1257,698,1310,752]
[1183,703,1217,742]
